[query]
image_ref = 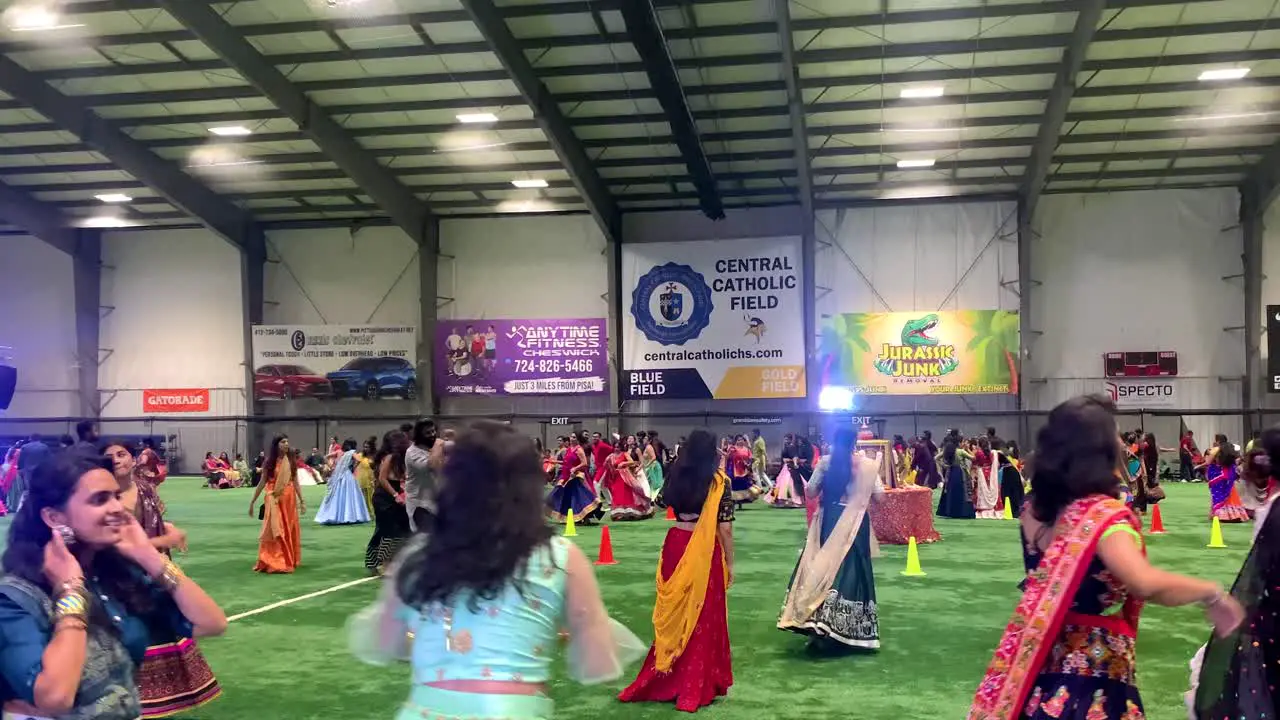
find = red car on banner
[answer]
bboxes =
[253,365,332,401]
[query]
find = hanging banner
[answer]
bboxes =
[434,318,607,396]
[1269,305,1280,393]
[251,325,417,401]
[621,237,806,400]
[1103,380,1178,408]
[818,311,1019,395]
[142,389,210,413]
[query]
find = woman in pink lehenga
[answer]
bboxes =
[605,437,655,521]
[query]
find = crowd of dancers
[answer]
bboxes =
[0,400,1278,720]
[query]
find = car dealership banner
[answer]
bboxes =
[434,318,607,396]
[818,310,1019,395]
[1104,380,1178,408]
[250,325,417,401]
[621,237,805,400]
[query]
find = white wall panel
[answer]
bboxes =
[1030,188,1243,443]
[0,235,78,419]
[265,227,419,326]
[438,215,609,416]
[815,201,1020,420]
[98,229,246,459]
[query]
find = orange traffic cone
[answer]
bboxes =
[1149,504,1166,535]
[595,526,617,566]
[666,505,676,521]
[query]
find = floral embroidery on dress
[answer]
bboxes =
[1085,690,1108,720]
[448,630,473,654]
[808,591,878,642]
[1123,700,1144,720]
[1042,686,1069,718]
[1024,687,1043,715]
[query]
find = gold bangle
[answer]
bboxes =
[156,558,186,592]
[54,616,88,633]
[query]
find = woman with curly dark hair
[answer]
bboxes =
[349,420,642,719]
[969,395,1243,720]
[364,431,412,575]
[0,450,226,719]
[620,428,735,712]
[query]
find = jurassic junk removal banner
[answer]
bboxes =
[818,311,1019,395]
[622,237,806,400]
[251,325,418,401]
[434,318,607,396]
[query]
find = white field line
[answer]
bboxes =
[227,575,379,623]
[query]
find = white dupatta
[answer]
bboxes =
[778,452,882,629]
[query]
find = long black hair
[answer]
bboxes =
[263,434,294,483]
[943,438,958,465]
[1215,438,1239,469]
[375,430,410,480]
[822,427,857,510]
[663,429,719,515]
[3,450,155,620]
[1029,394,1124,524]
[395,421,553,610]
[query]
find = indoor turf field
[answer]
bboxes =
[0,481,1252,720]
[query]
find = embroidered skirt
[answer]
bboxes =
[1022,613,1144,720]
[545,475,601,524]
[779,512,880,651]
[138,637,221,718]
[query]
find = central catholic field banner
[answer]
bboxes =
[818,310,1019,395]
[621,237,806,400]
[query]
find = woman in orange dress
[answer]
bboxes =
[248,434,305,573]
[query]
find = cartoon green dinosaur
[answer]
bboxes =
[902,314,940,346]
[874,313,959,375]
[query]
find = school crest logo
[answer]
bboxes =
[631,262,713,346]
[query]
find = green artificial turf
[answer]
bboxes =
[0,480,1251,720]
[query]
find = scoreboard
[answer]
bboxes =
[1103,351,1178,378]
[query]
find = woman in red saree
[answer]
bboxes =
[137,438,168,485]
[605,436,655,521]
[620,429,734,712]
[969,395,1244,720]
[249,434,305,574]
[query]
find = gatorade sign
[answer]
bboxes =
[1103,380,1176,408]
[142,389,210,413]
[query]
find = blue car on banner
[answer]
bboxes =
[325,356,417,400]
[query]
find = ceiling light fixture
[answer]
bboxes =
[1174,111,1277,122]
[94,193,133,203]
[896,159,937,168]
[456,113,499,124]
[900,86,945,99]
[208,125,253,137]
[5,6,85,31]
[1198,67,1250,81]
[438,141,510,153]
[511,178,549,188]
[80,215,136,229]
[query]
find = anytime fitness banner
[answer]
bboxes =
[621,237,805,400]
[818,310,1019,395]
[251,325,417,401]
[434,318,607,396]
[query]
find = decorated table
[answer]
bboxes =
[870,485,941,545]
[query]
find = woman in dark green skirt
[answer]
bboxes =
[777,426,883,651]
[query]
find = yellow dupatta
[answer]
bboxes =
[651,472,728,673]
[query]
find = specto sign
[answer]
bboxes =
[1103,381,1177,408]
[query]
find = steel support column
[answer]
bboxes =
[1241,185,1264,437]
[619,0,725,220]
[774,0,817,405]
[73,232,102,418]
[418,218,441,417]
[240,228,266,455]
[1017,198,1034,445]
[158,0,436,245]
[1021,0,1107,217]
[461,0,621,244]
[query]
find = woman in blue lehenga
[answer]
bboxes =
[936,438,976,519]
[315,439,371,525]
